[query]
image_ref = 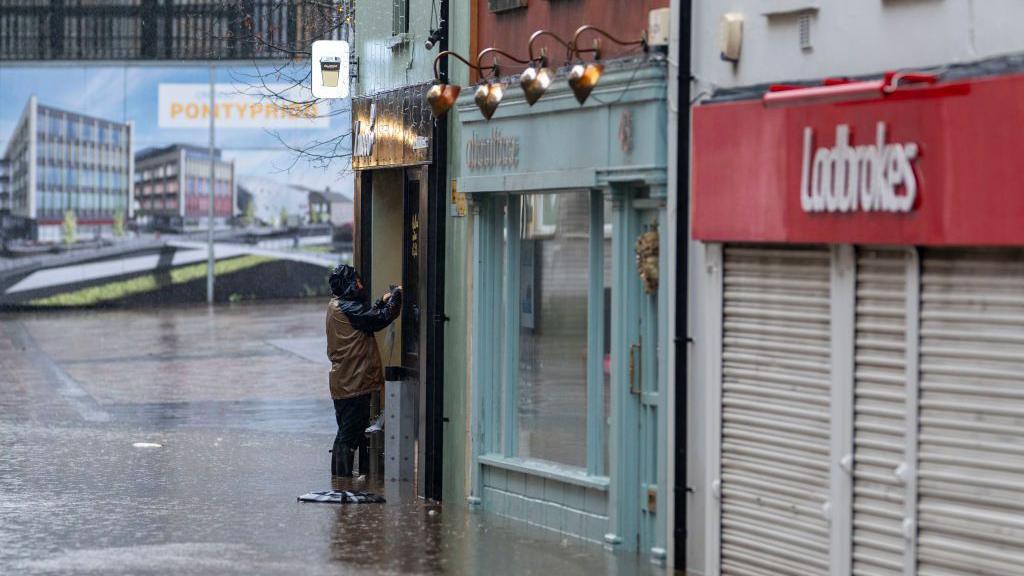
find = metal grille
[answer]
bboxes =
[917,249,1024,575]
[488,0,527,13]
[798,13,812,51]
[852,248,907,576]
[719,245,832,576]
[0,0,347,61]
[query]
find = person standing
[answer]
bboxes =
[326,264,402,477]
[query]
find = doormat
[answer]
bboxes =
[297,490,386,504]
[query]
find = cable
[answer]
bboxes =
[587,46,655,106]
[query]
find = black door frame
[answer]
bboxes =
[357,171,373,288]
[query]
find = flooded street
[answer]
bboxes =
[0,302,660,575]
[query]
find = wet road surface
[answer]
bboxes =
[0,301,664,575]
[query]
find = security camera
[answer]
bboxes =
[425,21,446,50]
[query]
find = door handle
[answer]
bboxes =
[629,343,641,396]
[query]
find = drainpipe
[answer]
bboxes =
[423,0,450,502]
[673,0,692,569]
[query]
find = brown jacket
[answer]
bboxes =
[326,295,400,399]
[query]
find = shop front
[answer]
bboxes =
[692,71,1024,575]
[458,58,671,555]
[351,83,444,497]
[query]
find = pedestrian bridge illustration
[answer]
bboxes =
[0,240,342,308]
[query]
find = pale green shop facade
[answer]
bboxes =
[351,0,473,503]
[447,58,673,556]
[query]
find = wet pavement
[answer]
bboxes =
[0,301,664,575]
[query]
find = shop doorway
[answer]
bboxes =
[635,209,662,553]
[360,167,430,491]
[613,195,664,555]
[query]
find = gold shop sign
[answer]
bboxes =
[466,128,519,170]
[352,83,433,170]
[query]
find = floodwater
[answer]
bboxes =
[0,301,663,575]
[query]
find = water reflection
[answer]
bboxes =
[327,478,444,573]
[0,302,663,576]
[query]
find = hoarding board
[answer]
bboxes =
[0,64,352,227]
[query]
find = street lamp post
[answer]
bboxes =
[207,64,216,304]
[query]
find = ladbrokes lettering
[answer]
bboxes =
[800,122,919,213]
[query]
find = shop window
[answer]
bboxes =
[517,191,590,468]
[478,190,610,477]
[391,0,408,35]
[526,194,558,238]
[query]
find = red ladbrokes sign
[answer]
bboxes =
[692,73,1024,246]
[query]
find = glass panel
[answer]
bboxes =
[516,190,589,468]
[496,196,507,453]
[602,198,612,475]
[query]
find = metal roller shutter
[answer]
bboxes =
[852,248,908,576]
[918,249,1024,575]
[720,245,832,576]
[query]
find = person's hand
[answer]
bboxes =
[382,286,402,303]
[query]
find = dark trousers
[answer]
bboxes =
[334,393,371,448]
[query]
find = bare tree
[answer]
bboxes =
[217,0,355,174]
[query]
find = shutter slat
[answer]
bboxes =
[853,248,907,576]
[918,248,1024,575]
[721,245,831,576]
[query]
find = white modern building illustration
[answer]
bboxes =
[2,96,134,242]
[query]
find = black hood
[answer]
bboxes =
[329,264,365,300]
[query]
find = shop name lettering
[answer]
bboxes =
[354,102,377,159]
[800,123,919,213]
[354,127,374,158]
[466,129,519,169]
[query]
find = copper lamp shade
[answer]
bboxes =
[520,66,555,106]
[426,83,461,118]
[474,83,504,120]
[568,62,604,105]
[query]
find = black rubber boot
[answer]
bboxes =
[357,441,369,477]
[331,440,356,477]
[330,440,341,476]
[342,444,356,477]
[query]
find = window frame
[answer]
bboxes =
[391,0,409,36]
[475,189,609,482]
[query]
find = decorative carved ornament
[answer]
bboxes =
[635,228,659,294]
